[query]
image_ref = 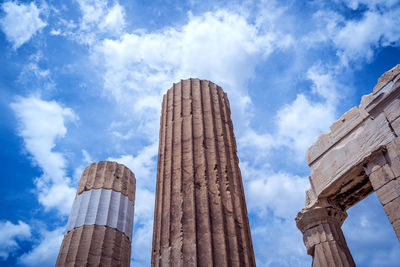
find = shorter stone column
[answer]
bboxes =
[364,139,400,241]
[56,161,136,267]
[295,202,355,267]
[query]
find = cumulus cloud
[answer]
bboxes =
[0,221,31,260]
[242,162,309,219]
[309,3,400,66]
[0,1,46,49]
[19,227,63,267]
[93,9,293,140]
[334,9,400,65]
[240,64,339,161]
[11,96,77,215]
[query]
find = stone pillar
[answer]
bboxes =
[151,79,255,267]
[295,202,355,267]
[56,161,136,267]
[364,138,400,241]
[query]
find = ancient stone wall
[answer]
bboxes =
[296,64,400,266]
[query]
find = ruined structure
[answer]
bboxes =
[56,161,136,266]
[151,79,256,266]
[296,64,400,266]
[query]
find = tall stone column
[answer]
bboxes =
[296,202,355,267]
[56,161,136,267]
[151,79,255,267]
[364,139,400,241]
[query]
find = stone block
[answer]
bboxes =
[364,152,387,175]
[309,113,395,196]
[392,116,400,136]
[306,132,333,165]
[387,138,400,161]
[369,164,396,190]
[373,64,400,94]
[361,77,400,113]
[306,107,369,165]
[389,155,400,179]
[383,98,400,123]
[383,196,400,226]
[376,178,400,205]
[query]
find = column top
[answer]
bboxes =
[295,202,347,233]
[77,161,136,202]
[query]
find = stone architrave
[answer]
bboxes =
[296,64,400,265]
[56,161,136,267]
[151,79,256,267]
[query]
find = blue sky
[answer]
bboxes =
[0,0,400,266]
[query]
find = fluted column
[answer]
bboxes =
[296,202,355,267]
[151,78,255,267]
[56,161,136,267]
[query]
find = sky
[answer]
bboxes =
[0,0,400,266]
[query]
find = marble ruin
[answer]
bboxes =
[151,79,256,266]
[56,161,136,266]
[55,66,400,266]
[296,64,400,266]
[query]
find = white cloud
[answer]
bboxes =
[92,9,293,141]
[131,219,154,266]
[75,0,126,43]
[0,221,31,260]
[251,219,310,266]
[19,227,63,267]
[309,4,400,66]
[100,3,126,34]
[239,64,339,161]
[0,1,46,49]
[342,0,399,10]
[11,96,77,215]
[334,10,400,65]
[242,162,309,219]
[108,142,158,185]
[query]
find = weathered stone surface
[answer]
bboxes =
[309,113,395,199]
[56,161,136,267]
[297,65,400,265]
[304,65,400,206]
[360,74,400,113]
[151,79,255,267]
[368,163,396,190]
[373,64,400,93]
[375,178,400,205]
[383,98,400,123]
[77,161,136,202]
[56,225,131,267]
[306,107,369,165]
[296,202,355,267]
[392,116,400,136]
